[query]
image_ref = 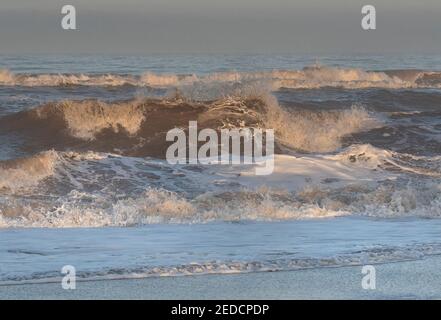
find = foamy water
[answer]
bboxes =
[1,67,441,89]
[2,219,441,283]
[0,54,441,283]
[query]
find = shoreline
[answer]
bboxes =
[1,256,440,300]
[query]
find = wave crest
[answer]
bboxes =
[48,100,145,140]
[2,65,440,89]
[1,87,379,155]
[0,151,59,191]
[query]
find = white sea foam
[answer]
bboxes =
[1,145,441,228]
[16,87,380,153]
[51,100,145,140]
[264,99,379,152]
[0,151,60,191]
[1,65,440,89]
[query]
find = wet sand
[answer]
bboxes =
[1,256,440,300]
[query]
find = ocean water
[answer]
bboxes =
[0,54,441,285]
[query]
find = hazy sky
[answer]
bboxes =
[0,0,440,54]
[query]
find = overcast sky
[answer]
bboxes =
[0,0,440,54]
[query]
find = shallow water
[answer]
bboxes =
[1,218,441,283]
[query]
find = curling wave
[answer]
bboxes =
[0,89,379,156]
[0,151,59,191]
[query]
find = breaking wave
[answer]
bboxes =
[0,187,348,228]
[36,99,146,140]
[2,65,441,89]
[0,151,59,191]
[1,180,441,228]
[0,88,379,155]
[1,68,441,228]
[1,144,441,228]
[0,69,138,87]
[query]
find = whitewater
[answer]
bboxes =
[0,54,441,285]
